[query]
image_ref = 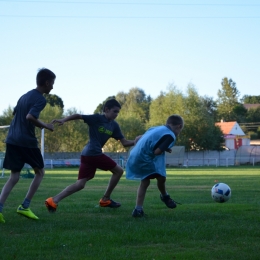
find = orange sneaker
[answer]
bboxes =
[99,198,121,208]
[45,197,58,212]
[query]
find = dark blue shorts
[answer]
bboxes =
[3,143,44,172]
[78,154,117,180]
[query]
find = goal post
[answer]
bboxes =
[0,125,44,177]
[0,157,4,178]
[0,125,10,178]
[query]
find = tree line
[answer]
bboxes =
[1,77,260,153]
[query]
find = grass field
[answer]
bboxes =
[0,166,260,260]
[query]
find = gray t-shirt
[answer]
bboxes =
[6,89,46,148]
[81,114,124,156]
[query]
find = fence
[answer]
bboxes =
[235,145,260,165]
[44,159,80,168]
[1,149,260,178]
[44,158,125,169]
[183,157,260,167]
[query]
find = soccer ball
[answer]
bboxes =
[211,183,231,203]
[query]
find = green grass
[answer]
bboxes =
[1,166,260,260]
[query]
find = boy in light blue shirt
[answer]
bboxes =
[126,114,184,217]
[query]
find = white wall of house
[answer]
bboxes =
[230,122,245,135]
[226,139,235,149]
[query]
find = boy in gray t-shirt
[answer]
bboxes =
[45,99,140,212]
[0,68,56,224]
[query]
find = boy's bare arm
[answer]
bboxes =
[154,148,172,155]
[120,138,135,147]
[51,114,83,126]
[120,135,142,147]
[26,114,54,132]
[154,148,163,155]
[134,135,143,145]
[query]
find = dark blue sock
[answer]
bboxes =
[135,205,143,211]
[0,202,3,213]
[161,192,169,198]
[22,198,31,209]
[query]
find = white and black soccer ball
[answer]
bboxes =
[211,183,231,203]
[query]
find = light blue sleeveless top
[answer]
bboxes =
[126,125,175,180]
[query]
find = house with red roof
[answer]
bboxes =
[215,121,250,150]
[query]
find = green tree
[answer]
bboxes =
[116,87,152,123]
[201,96,217,121]
[58,108,89,152]
[148,85,184,127]
[43,94,64,110]
[148,84,224,151]
[103,116,146,152]
[37,104,64,152]
[241,95,260,104]
[92,89,151,152]
[245,107,260,123]
[257,127,260,138]
[180,85,224,151]
[38,106,89,153]
[0,106,14,125]
[0,106,14,151]
[216,78,240,121]
[232,104,247,123]
[116,91,127,105]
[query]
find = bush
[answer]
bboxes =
[248,131,258,140]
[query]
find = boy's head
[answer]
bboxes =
[36,68,56,94]
[166,115,184,137]
[103,99,121,120]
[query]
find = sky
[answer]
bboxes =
[0,0,259,116]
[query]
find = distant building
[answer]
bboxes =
[243,104,260,110]
[215,121,250,150]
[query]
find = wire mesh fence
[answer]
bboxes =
[1,148,260,177]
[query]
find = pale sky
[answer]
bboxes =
[0,0,259,115]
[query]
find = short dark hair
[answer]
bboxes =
[166,115,184,126]
[36,68,56,86]
[103,99,121,112]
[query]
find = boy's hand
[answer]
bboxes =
[45,123,54,132]
[51,119,65,126]
[134,135,143,145]
[166,148,172,153]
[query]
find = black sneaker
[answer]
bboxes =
[160,194,177,209]
[132,208,145,218]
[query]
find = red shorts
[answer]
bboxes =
[78,154,117,180]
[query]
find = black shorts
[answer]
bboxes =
[3,143,44,171]
[145,173,163,179]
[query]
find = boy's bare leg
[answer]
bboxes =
[0,171,20,204]
[45,178,88,212]
[52,178,88,204]
[102,165,123,200]
[156,176,167,195]
[157,176,177,208]
[24,168,45,200]
[136,178,150,207]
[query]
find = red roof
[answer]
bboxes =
[215,121,236,135]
